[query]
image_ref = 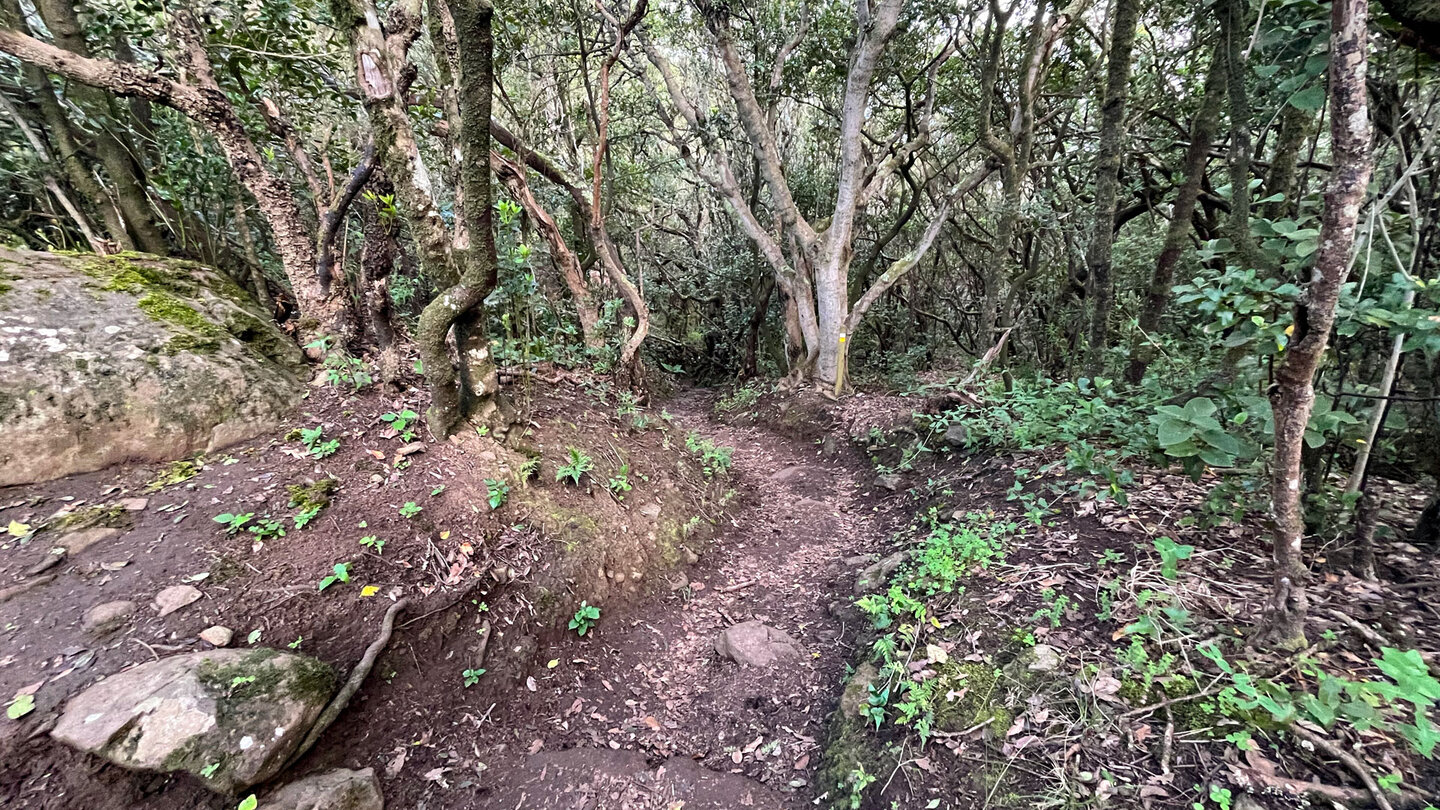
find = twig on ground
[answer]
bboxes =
[718,579,756,593]
[284,598,408,770]
[1287,723,1395,810]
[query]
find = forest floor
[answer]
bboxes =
[2,374,1438,810]
[0,376,907,810]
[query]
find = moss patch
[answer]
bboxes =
[287,477,338,511]
[146,458,202,492]
[46,503,130,533]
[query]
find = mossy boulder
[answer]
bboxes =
[0,248,304,486]
[51,648,334,794]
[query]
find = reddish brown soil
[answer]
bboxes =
[0,382,904,809]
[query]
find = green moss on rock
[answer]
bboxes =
[287,477,338,511]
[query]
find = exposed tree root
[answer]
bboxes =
[284,598,409,771]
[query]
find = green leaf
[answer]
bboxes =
[6,693,35,719]
[1156,421,1195,447]
[238,796,258,810]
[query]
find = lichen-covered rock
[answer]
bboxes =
[259,767,384,810]
[51,648,335,793]
[0,249,305,486]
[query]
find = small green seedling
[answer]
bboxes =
[359,535,385,554]
[238,795,258,810]
[462,668,486,687]
[608,464,632,499]
[298,425,340,459]
[213,512,254,535]
[484,478,509,509]
[568,601,601,636]
[318,562,352,591]
[556,448,594,485]
[288,636,303,649]
[430,484,446,497]
[247,519,286,540]
[293,506,322,529]
[399,501,422,518]
[380,409,420,441]
[518,457,541,482]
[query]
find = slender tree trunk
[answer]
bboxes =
[359,172,402,385]
[1125,46,1226,384]
[32,0,168,255]
[1264,103,1315,220]
[1218,0,1260,267]
[1083,0,1141,375]
[1260,0,1371,650]
[1349,478,1382,580]
[232,199,276,315]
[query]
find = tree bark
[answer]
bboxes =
[359,172,403,384]
[1124,45,1226,385]
[416,0,499,436]
[1260,0,1372,650]
[1218,0,1260,267]
[1083,0,1141,375]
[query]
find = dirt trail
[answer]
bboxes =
[478,395,893,809]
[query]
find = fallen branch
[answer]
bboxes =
[1288,723,1395,810]
[1231,765,1431,809]
[284,598,408,770]
[717,579,756,593]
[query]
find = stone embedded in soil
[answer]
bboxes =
[944,423,968,448]
[840,661,880,718]
[854,550,910,593]
[59,527,122,556]
[199,626,234,647]
[875,473,904,491]
[82,600,137,635]
[51,648,335,793]
[714,621,802,668]
[258,767,383,810]
[154,584,203,616]
[1028,644,1061,673]
[639,502,662,519]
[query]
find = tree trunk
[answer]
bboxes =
[359,172,403,385]
[1083,0,1141,375]
[32,0,169,256]
[1218,0,1260,267]
[417,0,499,437]
[1124,45,1226,385]
[1260,0,1371,650]
[1264,103,1316,220]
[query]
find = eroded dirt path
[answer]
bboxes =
[478,395,895,809]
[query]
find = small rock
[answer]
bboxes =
[639,503,662,519]
[820,434,840,456]
[679,546,700,565]
[23,549,65,577]
[259,767,383,810]
[943,423,968,448]
[714,621,801,668]
[82,600,137,635]
[59,527,122,556]
[119,498,150,512]
[875,473,903,491]
[153,584,202,617]
[855,550,910,593]
[199,626,234,647]
[396,442,426,457]
[1028,644,1061,673]
[839,662,880,718]
[768,465,811,484]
